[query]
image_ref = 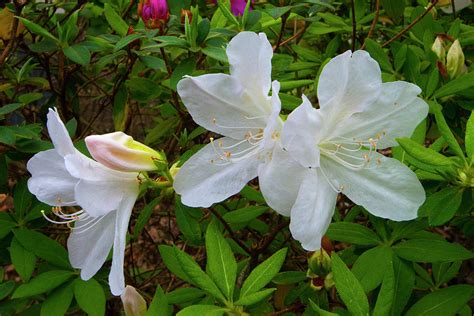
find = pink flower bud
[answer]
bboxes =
[85,132,165,172]
[138,0,169,29]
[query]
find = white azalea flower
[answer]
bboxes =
[27,108,140,295]
[259,51,428,251]
[174,31,282,207]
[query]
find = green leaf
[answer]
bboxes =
[175,197,202,245]
[170,58,196,91]
[74,278,106,316]
[133,197,160,239]
[390,254,415,316]
[222,206,268,224]
[432,104,465,159]
[9,238,36,282]
[104,3,128,36]
[40,282,74,316]
[466,111,474,160]
[217,0,239,27]
[63,44,91,65]
[166,288,206,304]
[240,248,287,298]
[396,137,453,166]
[14,179,32,218]
[419,186,463,225]
[201,47,228,63]
[206,222,237,300]
[173,246,226,303]
[393,239,474,262]
[18,92,43,104]
[0,103,23,116]
[17,17,58,42]
[380,0,405,22]
[158,245,194,284]
[114,33,142,51]
[434,71,474,98]
[12,270,74,298]
[234,288,275,306]
[309,299,338,316]
[406,285,474,316]
[373,258,395,316]
[147,285,172,316]
[14,228,70,269]
[112,84,129,131]
[326,222,381,246]
[176,305,226,316]
[331,253,369,316]
[126,77,162,102]
[364,39,393,72]
[279,80,314,91]
[0,213,15,239]
[0,281,15,300]
[352,246,391,293]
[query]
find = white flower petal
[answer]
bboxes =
[281,95,321,168]
[258,145,306,216]
[65,153,137,182]
[321,151,424,221]
[65,154,139,217]
[46,108,76,157]
[109,193,138,296]
[289,169,338,251]
[177,74,271,140]
[262,81,283,150]
[174,137,261,207]
[227,32,273,100]
[27,149,76,206]
[335,81,428,149]
[67,212,115,280]
[317,50,382,116]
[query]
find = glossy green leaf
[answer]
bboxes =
[393,239,474,262]
[240,248,287,298]
[173,246,226,303]
[206,222,237,300]
[12,270,74,298]
[9,238,36,282]
[74,278,106,316]
[406,285,474,316]
[13,228,70,269]
[104,3,128,36]
[326,222,381,246]
[40,282,74,316]
[331,253,369,316]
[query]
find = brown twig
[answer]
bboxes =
[381,0,439,48]
[360,0,380,50]
[273,12,289,52]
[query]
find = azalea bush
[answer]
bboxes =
[0,0,474,315]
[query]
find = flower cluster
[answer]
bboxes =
[175,32,428,250]
[27,31,429,296]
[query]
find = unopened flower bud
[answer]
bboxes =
[213,0,253,16]
[308,249,331,277]
[138,0,169,29]
[169,162,180,179]
[121,285,147,316]
[180,9,192,24]
[85,132,165,172]
[446,40,466,79]
[431,36,446,62]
